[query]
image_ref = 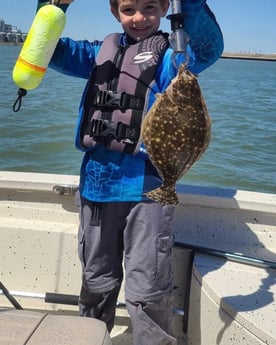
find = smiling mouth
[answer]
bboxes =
[133,26,150,32]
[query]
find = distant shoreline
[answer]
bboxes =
[221,52,276,62]
[1,42,275,61]
[0,42,22,46]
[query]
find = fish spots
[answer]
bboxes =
[142,64,211,206]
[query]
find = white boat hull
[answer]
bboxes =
[0,171,275,345]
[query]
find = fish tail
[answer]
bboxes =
[145,184,179,207]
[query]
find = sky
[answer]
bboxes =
[1,0,276,54]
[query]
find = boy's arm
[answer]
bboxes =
[181,0,224,73]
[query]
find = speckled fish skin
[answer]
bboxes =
[142,64,211,206]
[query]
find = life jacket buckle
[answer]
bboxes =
[91,119,117,138]
[90,119,138,144]
[96,90,122,108]
[95,90,144,111]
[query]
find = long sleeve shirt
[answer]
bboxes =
[37,0,223,202]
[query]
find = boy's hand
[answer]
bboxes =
[51,0,74,4]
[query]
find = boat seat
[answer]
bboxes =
[0,309,112,345]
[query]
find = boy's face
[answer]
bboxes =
[111,0,169,42]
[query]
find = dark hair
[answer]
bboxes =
[110,0,169,10]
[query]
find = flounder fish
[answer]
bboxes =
[142,63,211,206]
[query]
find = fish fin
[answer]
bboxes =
[155,93,162,100]
[145,185,179,207]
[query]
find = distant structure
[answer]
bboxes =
[0,17,27,43]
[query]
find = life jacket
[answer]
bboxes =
[81,32,169,155]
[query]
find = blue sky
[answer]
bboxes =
[2,0,276,54]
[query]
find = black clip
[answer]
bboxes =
[95,91,144,111]
[90,119,138,144]
[91,119,116,138]
[96,91,123,108]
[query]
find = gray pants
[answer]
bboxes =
[77,195,176,345]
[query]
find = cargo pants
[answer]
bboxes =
[76,193,177,345]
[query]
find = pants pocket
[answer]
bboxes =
[78,227,85,264]
[154,231,174,287]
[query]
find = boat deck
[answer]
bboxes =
[0,171,275,345]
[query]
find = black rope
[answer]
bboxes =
[13,88,27,112]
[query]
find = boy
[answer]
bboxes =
[37,1,223,344]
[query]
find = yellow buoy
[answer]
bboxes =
[13,4,66,91]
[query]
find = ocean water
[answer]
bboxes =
[0,45,275,194]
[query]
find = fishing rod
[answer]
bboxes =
[174,242,276,270]
[167,0,187,53]
[167,0,190,67]
[0,286,184,317]
[1,243,274,335]
[173,242,276,332]
[0,281,23,310]
[1,244,274,309]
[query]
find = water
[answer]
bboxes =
[0,45,275,194]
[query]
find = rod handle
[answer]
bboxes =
[45,292,79,305]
